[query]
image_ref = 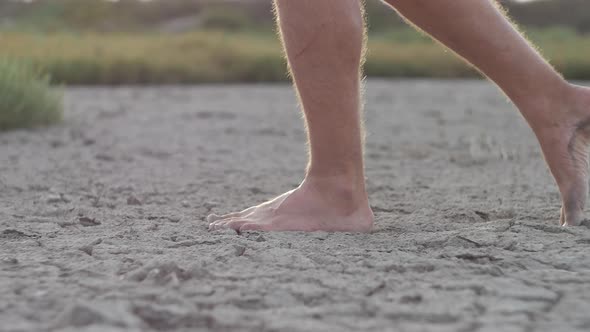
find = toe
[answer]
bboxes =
[239,223,269,232]
[209,218,246,231]
[206,214,221,223]
[561,202,585,226]
[560,207,566,226]
[208,219,229,231]
[561,186,587,226]
[208,221,218,231]
[207,213,231,223]
[207,207,257,223]
[562,208,585,226]
[225,219,251,231]
[207,212,239,223]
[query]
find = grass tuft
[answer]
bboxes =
[0,59,63,131]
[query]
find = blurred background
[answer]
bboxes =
[0,0,588,85]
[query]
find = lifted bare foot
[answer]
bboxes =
[207,177,374,233]
[531,84,590,226]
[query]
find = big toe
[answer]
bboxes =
[239,223,269,232]
[207,212,241,223]
[206,214,221,223]
[209,217,251,232]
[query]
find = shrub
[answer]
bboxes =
[0,59,63,131]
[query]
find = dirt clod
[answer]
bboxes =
[127,195,142,206]
[79,216,101,227]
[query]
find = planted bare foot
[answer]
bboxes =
[207,177,374,233]
[530,84,590,226]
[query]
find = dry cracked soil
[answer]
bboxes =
[1,80,590,332]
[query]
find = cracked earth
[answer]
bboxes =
[1,80,590,332]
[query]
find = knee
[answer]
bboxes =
[294,2,364,57]
[334,1,365,38]
[330,7,365,54]
[288,2,362,37]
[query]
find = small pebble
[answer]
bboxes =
[78,239,102,256]
[233,245,246,256]
[79,216,101,227]
[246,232,266,242]
[400,294,423,304]
[167,216,182,223]
[214,228,237,236]
[83,138,96,146]
[46,193,70,204]
[57,219,77,228]
[79,245,93,256]
[127,196,142,206]
[46,194,63,204]
[314,232,329,240]
[1,257,18,265]
[203,202,217,210]
[50,140,64,148]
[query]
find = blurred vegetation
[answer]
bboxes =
[0,31,285,84]
[1,0,588,34]
[0,59,63,131]
[0,0,588,84]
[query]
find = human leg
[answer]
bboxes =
[383,0,590,225]
[208,0,374,232]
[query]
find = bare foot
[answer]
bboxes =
[207,177,374,233]
[531,84,590,226]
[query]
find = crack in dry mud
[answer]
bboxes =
[1,81,590,331]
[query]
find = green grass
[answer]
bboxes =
[0,27,589,85]
[0,59,63,131]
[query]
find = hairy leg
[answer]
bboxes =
[208,0,373,232]
[384,0,590,226]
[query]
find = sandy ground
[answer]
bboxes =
[1,80,590,332]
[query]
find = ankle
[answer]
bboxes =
[567,84,590,115]
[517,81,578,131]
[300,174,369,211]
[304,171,366,192]
[306,164,366,188]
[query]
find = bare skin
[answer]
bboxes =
[209,0,374,233]
[209,0,590,232]
[385,0,590,226]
